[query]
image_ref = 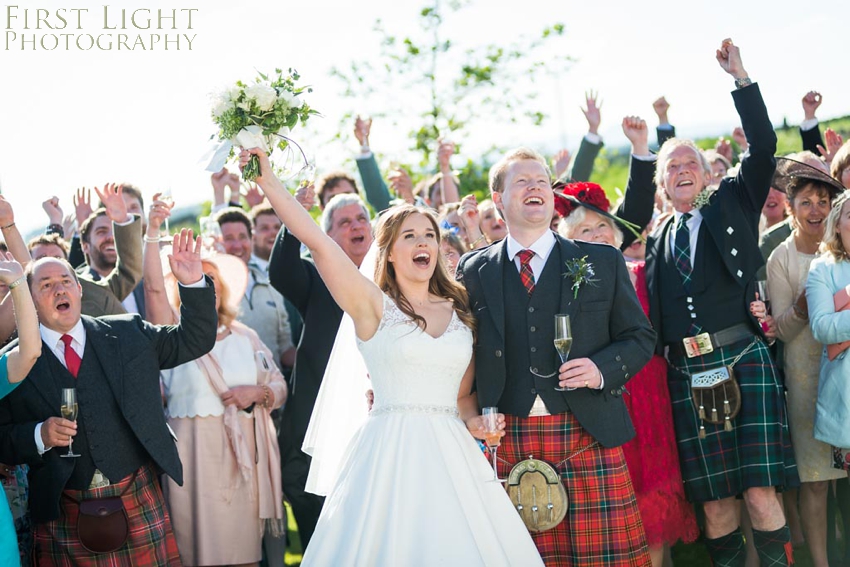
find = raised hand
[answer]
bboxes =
[715,137,734,164]
[437,139,455,172]
[0,251,23,285]
[167,228,203,285]
[210,168,230,205]
[147,192,175,236]
[241,182,264,208]
[62,214,75,239]
[42,197,63,225]
[388,167,414,204]
[553,149,571,179]
[294,182,317,211]
[94,183,128,223]
[581,90,602,135]
[73,187,93,226]
[225,170,242,203]
[802,90,822,121]
[621,116,649,155]
[716,38,748,79]
[354,115,372,147]
[731,126,748,152]
[0,195,15,228]
[652,96,670,125]
[239,148,273,185]
[817,128,845,166]
[458,194,481,233]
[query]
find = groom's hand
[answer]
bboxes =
[558,358,602,390]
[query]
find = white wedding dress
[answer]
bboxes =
[301,294,544,566]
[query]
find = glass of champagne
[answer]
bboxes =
[159,188,174,241]
[482,407,505,483]
[756,280,771,332]
[60,388,80,458]
[553,314,574,392]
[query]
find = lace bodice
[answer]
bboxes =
[358,294,473,413]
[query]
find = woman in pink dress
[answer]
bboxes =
[557,180,698,566]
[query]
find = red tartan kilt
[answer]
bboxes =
[499,412,651,567]
[33,464,182,566]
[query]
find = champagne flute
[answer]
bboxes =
[199,216,223,252]
[482,407,506,483]
[756,280,771,332]
[553,314,574,392]
[60,388,80,458]
[159,188,174,241]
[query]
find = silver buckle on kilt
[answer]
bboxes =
[683,332,713,358]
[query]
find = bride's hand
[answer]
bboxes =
[465,413,506,441]
[238,148,273,185]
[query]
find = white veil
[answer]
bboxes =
[301,244,377,496]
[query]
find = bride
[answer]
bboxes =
[240,148,543,566]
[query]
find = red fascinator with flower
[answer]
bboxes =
[553,181,611,218]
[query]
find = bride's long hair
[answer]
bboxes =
[373,205,476,333]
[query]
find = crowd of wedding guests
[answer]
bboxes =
[0,39,849,566]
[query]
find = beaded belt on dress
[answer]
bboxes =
[370,404,458,417]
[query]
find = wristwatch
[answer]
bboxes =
[734,77,753,89]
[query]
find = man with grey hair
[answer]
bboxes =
[268,191,372,546]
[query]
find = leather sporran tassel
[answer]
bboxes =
[699,424,706,439]
[699,392,706,420]
[723,383,731,415]
[711,389,718,422]
[724,416,733,432]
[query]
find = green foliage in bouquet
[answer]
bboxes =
[211,68,319,181]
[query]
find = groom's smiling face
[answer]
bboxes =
[494,159,554,230]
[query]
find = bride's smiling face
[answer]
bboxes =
[387,213,439,284]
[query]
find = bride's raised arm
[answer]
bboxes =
[240,148,383,338]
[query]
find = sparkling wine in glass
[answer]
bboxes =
[553,314,574,392]
[199,216,223,252]
[482,407,506,483]
[159,188,174,240]
[756,280,771,315]
[60,388,80,458]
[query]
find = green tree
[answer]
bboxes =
[331,0,570,168]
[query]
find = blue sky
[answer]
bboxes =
[2,0,848,233]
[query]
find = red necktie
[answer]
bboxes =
[517,249,536,295]
[60,334,81,378]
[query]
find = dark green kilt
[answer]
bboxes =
[667,336,800,502]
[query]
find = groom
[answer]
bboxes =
[456,148,656,566]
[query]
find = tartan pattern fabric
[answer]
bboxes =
[517,249,536,295]
[673,213,693,289]
[703,528,746,567]
[33,464,182,566]
[752,526,793,566]
[666,337,799,502]
[60,334,81,378]
[499,413,650,566]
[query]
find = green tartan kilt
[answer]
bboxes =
[666,336,800,502]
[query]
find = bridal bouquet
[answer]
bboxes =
[209,69,318,181]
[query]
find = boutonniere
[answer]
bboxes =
[691,188,717,210]
[563,255,599,299]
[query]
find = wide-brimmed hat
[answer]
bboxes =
[772,157,845,198]
[160,246,248,312]
[553,181,644,242]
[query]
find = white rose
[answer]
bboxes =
[211,93,233,118]
[245,84,277,112]
[278,89,296,109]
[227,85,242,102]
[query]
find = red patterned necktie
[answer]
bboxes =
[517,249,536,295]
[60,334,81,378]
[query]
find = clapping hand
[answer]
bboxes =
[94,183,128,223]
[167,228,203,285]
[0,252,23,286]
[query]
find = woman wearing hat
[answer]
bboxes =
[143,195,287,567]
[556,170,698,566]
[761,159,846,567]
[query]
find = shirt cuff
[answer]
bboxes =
[799,118,819,132]
[584,132,602,145]
[657,124,674,131]
[178,277,207,288]
[35,422,49,455]
[114,214,135,226]
[597,372,605,390]
[632,153,656,162]
[355,149,373,160]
